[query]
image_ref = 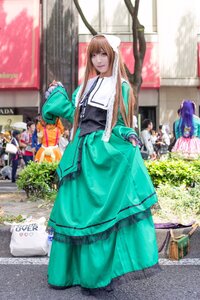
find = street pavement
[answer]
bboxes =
[0,262,200,300]
[0,180,19,193]
[0,180,200,299]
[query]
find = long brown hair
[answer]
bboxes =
[73,35,135,138]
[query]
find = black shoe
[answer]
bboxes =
[49,284,72,290]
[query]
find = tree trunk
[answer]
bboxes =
[73,0,146,112]
[124,0,146,112]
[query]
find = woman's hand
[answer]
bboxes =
[129,138,137,147]
[49,80,58,87]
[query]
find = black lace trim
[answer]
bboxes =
[53,209,151,245]
[49,192,155,231]
[49,263,162,292]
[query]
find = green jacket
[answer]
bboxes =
[42,82,137,141]
[174,115,200,139]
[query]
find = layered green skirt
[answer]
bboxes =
[48,130,159,288]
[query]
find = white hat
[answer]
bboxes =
[102,35,121,53]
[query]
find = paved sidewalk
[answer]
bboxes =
[0,180,20,193]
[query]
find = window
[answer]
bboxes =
[139,106,157,129]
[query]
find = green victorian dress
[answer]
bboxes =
[42,77,160,289]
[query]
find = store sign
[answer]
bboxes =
[0,108,15,115]
[0,0,40,89]
[78,42,160,88]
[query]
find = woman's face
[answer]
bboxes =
[30,124,35,133]
[16,133,21,140]
[91,49,110,76]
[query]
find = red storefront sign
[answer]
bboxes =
[78,42,160,88]
[0,0,40,89]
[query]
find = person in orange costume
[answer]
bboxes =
[35,118,64,163]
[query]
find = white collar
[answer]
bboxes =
[74,76,128,142]
[76,76,127,110]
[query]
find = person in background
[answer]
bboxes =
[168,108,181,152]
[151,129,158,145]
[10,130,21,183]
[156,125,163,144]
[31,114,42,156]
[0,132,5,167]
[154,124,170,156]
[0,132,11,167]
[161,125,170,147]
[140,119,157,160]
[59,128,69,155]
[173,108,181,140]
[20,121,35,165]
[172,99,200,159]
[34,117,64,163]
[42,34,160,291]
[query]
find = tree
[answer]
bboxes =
[73,0,146,110]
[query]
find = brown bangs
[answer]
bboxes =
[87,36,114,62]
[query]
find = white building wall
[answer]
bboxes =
[157,0,199,84]
[157,0,200,129]
[78,0,100,34]
[0,91,40,108]
[78,0,156,35]
[78,0,200,130]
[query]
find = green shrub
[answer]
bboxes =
[16,161,58,200]
[145,158,200,187]
[153,183,200,223]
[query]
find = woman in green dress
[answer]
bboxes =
[42,34,160,290]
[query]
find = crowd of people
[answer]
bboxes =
[1,99,200,183]
[0,116,70,182]
[1,99,200,182]
[139,120,171,160]
[139,99,200,161]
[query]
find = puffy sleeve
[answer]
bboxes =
[112,81,138,141]
[192,115,200,138]
[42,85,75,124]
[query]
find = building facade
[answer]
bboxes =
[78,0,200,130]
[0,0,78,129]
[1,0,200,132]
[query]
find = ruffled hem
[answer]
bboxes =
[50,208,151,245]
[35,147,62,163]
[48,212,159,289]
[48,263,161,291]
[172,136,200,160]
